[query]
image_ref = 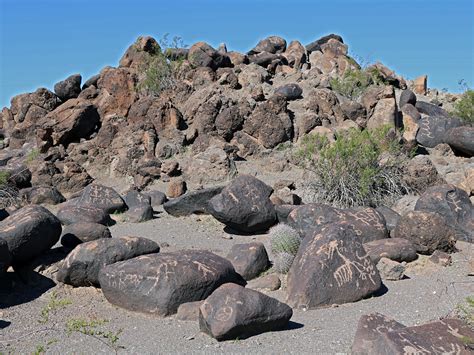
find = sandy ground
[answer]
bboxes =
[1,206,473,354]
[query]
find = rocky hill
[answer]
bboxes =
[0,34,473,353]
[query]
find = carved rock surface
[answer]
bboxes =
[99,250,246,316]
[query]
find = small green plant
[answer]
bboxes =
[452,89,474,123]
[33,345,45,355]
[0,171,10,187]
[25,149,40,165]
[269,224,301,274]
[298,126,410,208]
[330,69,372,99]
[293,133,329,164]
[66,318,123,351]
[39,291,72,323]
[457,296,474,326]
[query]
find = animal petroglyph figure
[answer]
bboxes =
[193,261,216,278]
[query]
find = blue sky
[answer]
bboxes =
[0,0,473,108]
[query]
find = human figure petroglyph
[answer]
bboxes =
[446,191,464,214]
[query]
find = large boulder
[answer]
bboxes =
[57,204,113,226]
[416,116,463,148]
[363,238,418,264]
[248,36,287,55]
[393,211,456,253]
[0,205,61,265]
[99,250,246,316]
[208,175,277,233]
[57,236,159,287]
[444,126,474,157]
[287,223,381,309]
[274,83,303,101]
[226,242,270,280]
[353,316,474,355]
[414,184,473,242]
[37,99,100,149]
[362,86,397,130]
[53,74,82,101]
[305,33,344,53]
[188,42,231,70]
[20,186,65,205]
[77,184,126,214]
[199,283,292,341]
[163,186,224,217]
[399,89,416,108]
[119,36,160,69]
[243,95,293,149]
[60,222,112,248]
[287,204,388,243]
[282,40,306,69]
[415,101,449,117]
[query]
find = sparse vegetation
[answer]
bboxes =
[330,67,386,99]
[66,318,123,352]
[269,224,301,274]
[452,89,474,123]
[25,149,40,165]
[0,171,10,187]
[39,291,72,324]
[297,126,410,208]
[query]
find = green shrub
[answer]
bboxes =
[330,68,387,99]
[25,148,40,165]
[298,126,410,208]
[452,89,474,123]
[0,171,10,186]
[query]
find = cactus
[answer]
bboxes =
[269,223,301,274]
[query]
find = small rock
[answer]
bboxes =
[57,204,113,226]
[125,204,154,223]
[429,250,452,266]
[412,75,427,95]
[54,74,82,101]
[247,274,281,291]
[363,238,418,264]
[376,257,405,281]
[176,301,204,321]
[144,190,167,208]
[61,222,112,248]
[163,187,223,217]
[274,84,303,101]
[124,190,151,208]
[226,242,270,280]
[199,283,292,341]
[167,179,187,198]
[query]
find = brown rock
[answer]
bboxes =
[282,40,306,69]
[363,238,418,264]
[412,75,427,95]
[176,301,204,321]
[119,36,160,69]
[247,274,281,291]
[226,242,270,280]
[167,179,187,198]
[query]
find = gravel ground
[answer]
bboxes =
[1,210,473,354]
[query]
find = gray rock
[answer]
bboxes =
[306,34,344,53]
[399,89,416,108]
[226,242,270,280]
[444,126,474,157]
[274,84,303,101]
[60,222,112,248]
[199,283,292,341]
[57,236,159,287]
[415,101,449,117]
[287,223,381,309]
[363,238,418,264]
[176,301,203,321]
[77,184,126,214]
[125,204,154,223]
[247,274,281,291]
[163,187,224,217]
[144,190,167,208]
[416,116,463,148]
[57,204,113,226]
[54,74,82,101]
[99,250,246,316]
[376,257,405,281]
[0,205,61,265]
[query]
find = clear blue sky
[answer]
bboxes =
[1,0,473,108]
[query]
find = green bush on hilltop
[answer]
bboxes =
[452,89,474,123]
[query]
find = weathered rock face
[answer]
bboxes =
[306,33,344,53]
[208,175,277,233]
[19,186,65,205]
[95,67,137,120]
[355,317,474,355]
[0,205,62,265]
[37,99,100,149]
[362,86,397,130]
[57,204,113,226]
[77,184,126,214]
[99,250,246,316]
[403,155,442,193]
[188,42,231,70]
[243,95,293,149]
[0,238,11,274]
[60,222,112,248]
[119,36,160,69]
[6,88,62,148]
[199,283,293,341]
[416,116,463,148]
[399,89,417,108]
[247,274,281,291]
[287,204,388,243]
[283,40,306,69]
[305,88,345,125]
[363,238,418,264]
[226,242,270,280]
[57,236,159,287]
[248,36,287,55]
[181,147,235,185]
[393,211,456,254]
[414,184,473,242]
[274,83,302,101]
[287,224,381,309]
[54,74,82,101]
[351,313,407,355]
[444,126,474,157]
[163,186,224,217]
[376,257,405,281]
[415,100,448,117]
